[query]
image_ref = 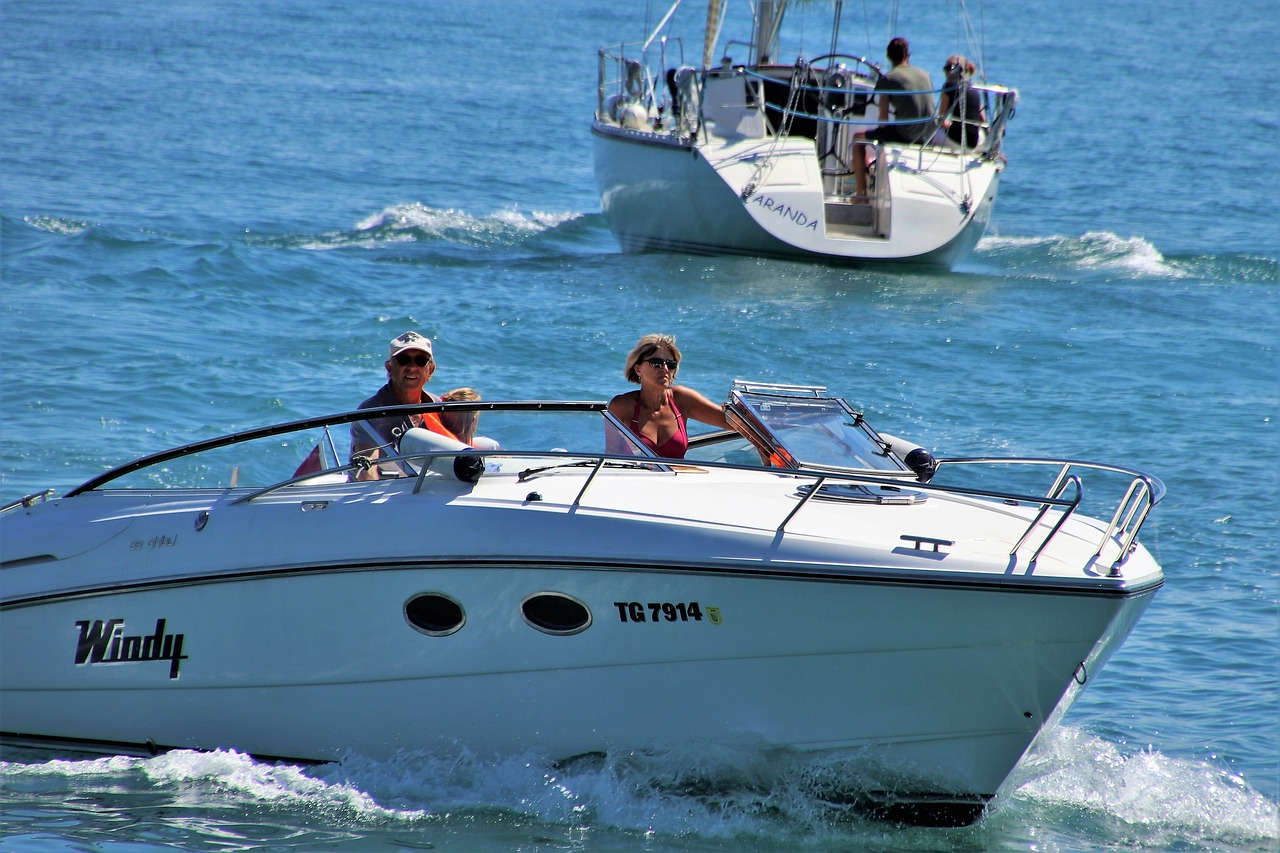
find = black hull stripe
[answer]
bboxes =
[1,557,1163,610]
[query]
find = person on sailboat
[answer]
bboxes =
[938,56,986,148]
[607,334,731,459]
[852,37,937,199]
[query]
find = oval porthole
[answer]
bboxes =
[521,592,592,636]
[405,593,465,637]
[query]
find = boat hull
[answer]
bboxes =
[593,125,999,267]
[2,543,1156,824]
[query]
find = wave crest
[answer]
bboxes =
[296,202,582,251]
[3,729,1276,848]
[977,231,1188,279]
[1010,726,1279,847]
[23,215,93,235]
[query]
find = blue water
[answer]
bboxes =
[2,0,1277,850]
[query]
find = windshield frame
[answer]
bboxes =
[724,382,913,476]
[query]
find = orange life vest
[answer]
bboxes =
[419,411,460,443]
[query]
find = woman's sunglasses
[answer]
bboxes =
[394,353,432,367]
[644,357,678,370]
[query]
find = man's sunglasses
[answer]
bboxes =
[394,353,431,367]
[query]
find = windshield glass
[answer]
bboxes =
[80,404,650,492]
[733,390,906,473]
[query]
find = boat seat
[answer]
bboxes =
[935,129,988,154]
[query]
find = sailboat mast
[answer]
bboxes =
[752,0,786,65]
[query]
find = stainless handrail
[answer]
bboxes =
[234,447,1106,571]
[595,52,1014,156]
[596,39,688,122]
[1024,474,1084,566]
[0,489,55,514]
[740,65,1014,155]
[231,448,672,506]
[935,458,1165,574]
[776,475,826,532]
[1011,463,1074,554]
[41,402,1163,576]
[1098,477,1158,575]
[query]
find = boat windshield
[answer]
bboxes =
[68,402,653,494]
[728,384,909,474]
[64,387,916,495]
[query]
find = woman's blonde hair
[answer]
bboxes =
[623,333,682,384]
[441,387,480,444]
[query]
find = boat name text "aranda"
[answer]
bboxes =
[748,195,820,231]
[74,618,188,679]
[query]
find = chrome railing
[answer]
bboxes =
[0,489,55,514]
[595,45,1017,157]
[40,400,1161,579]
[934,458,1164,573]
[741,65,1017,157]
[596,39,687,123]
[237,444,1161,577]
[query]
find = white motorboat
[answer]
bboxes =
[593,1,1018,267]
[0,382,1163,826]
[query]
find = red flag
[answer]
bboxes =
[292,445,323,477]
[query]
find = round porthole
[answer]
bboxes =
[405,593,465,636]
[521,592,592,636]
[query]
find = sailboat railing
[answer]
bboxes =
[596,46,1016,158]
[741,66,1016,157]
[596,40,688,123]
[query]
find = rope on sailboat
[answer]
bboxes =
[740,60,808,201]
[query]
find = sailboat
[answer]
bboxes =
[592,0,1018,267]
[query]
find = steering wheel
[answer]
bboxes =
[805,53,880,176]
[807,53,882,82]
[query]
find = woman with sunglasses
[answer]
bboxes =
[350,330,460,479]
[607,333,731,459]
[938,55,985,149]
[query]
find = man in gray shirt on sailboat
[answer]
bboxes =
[853,37,937,198]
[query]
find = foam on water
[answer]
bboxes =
[22,215,94,236]
[976,231,1190,279]
[10,725,1273,851]
[1,750,422,823]
[292,202,581,252]
[1008,728,1279,849]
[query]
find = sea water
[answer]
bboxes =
[1,0,1276,850]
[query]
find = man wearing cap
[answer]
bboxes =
[350,331,459,479]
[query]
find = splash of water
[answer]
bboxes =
[976,231,1189,279]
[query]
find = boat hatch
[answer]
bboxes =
[797,482,926,505]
